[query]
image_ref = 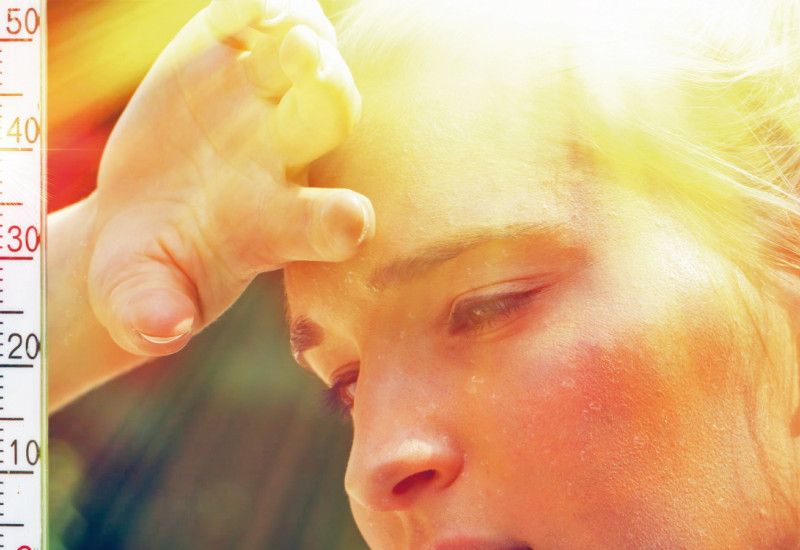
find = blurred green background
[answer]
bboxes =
[47,1,367,548]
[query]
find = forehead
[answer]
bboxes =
[284,65,604,315]
[327,60,583,221]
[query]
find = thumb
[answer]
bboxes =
[89,232,199,356]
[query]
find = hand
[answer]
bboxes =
[88,0,371,356]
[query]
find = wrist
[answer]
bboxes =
[47,193,145,411]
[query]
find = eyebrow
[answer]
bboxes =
[289,221,569,370]
[367,221,566,292]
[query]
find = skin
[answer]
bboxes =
[47,0,372,410]
[47,0,800,546]
[284,57,800,549]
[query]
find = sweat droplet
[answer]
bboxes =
[465,375,484,395]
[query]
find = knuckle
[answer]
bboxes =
[259,0,335,44]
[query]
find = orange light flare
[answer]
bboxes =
[48,0,206,212]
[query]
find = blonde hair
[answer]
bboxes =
[324,0,800,296]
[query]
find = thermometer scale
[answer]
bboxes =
[0,1,46,549]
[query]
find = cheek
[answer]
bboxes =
[460,285,781,541]
[469,329,671,497]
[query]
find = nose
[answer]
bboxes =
[344,425,464,512]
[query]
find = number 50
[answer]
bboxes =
[6,8,39,35]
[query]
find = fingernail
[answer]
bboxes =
[139,333,185,344]
[320,193,373,256]
[138,317,194,345]
[356,199,374,246]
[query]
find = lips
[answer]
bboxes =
[432,539,532,550]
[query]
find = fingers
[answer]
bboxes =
[121,284,196,352]
[286,186,375,262]
[242,32,288,97]
[241,0,340,98]
[226,184,375,271]
[204,0,265,40]
[199,0,361,166]
[92,267,198,357]
[255,0,336,45]
[90,186,376,356]
[275,25,361,166]
[205,0,335,51]
[88,218,200,357]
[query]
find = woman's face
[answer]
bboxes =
[283,69,800,549]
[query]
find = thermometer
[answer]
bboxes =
[0,1,45,549]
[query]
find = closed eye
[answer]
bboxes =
[321,368,359,418]
[449,285,548,336]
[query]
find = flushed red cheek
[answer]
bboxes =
[463,326,708,530]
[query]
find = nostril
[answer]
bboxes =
[392,469,436,495]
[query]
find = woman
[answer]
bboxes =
[50,0,800,547]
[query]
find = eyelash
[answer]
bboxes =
[320,287,545,416]
[449,287,543,335]
[321,369,359,418]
